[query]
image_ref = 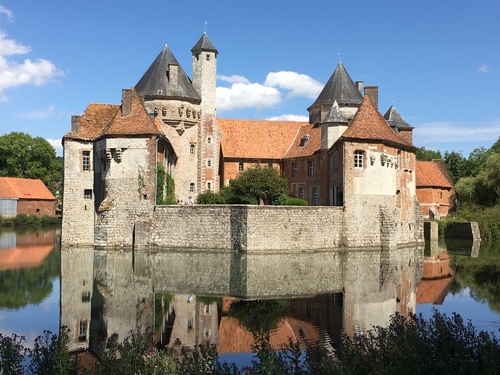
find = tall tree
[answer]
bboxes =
[0,132,61,193]
[416,147,442,161]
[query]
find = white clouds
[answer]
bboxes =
[46,138,63,156]
[0,6,14,22]
[216,71,322,112]
[413,119,500,154]
[478,65,489,73]
[16,104,55,119]
[264,71,323,99]
[216,82,282,111]
[266,114,309,122]
[0,29,64,101]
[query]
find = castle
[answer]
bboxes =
[62,32,423,250]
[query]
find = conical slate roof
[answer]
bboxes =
[308,62,363,110]
[135,45,200,103]
[322,101,348,123]
[191,33,218,57]
[384,105,413,130]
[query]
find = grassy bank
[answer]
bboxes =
[0,213,61,229]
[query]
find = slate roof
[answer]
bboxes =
[384,105,413,130]
[135,44,200,102]
[0,177,55,200]
[103,88,161,136]
[416,161,453,188]
[63,103,119,141]
[218,119,307,159]
[191,33,218,57]
[322,100,348,124]
[308,62,363,110]
[341,96,415,150]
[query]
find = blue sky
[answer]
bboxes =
[0,0,498,157]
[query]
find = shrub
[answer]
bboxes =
[13,213,29,227]
[28,328,76,375]
[197,191,226,204]
[286,197,308,206]
[0,333,27,375]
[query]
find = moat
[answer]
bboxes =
[0,228,499,363]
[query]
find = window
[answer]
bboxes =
[298,186,305,200]
[82,151,90,171]
[311,187,319,206]
[82,291,91,302]
[292,162,298,178]
[354,150,364,169]
[207,136,212,144]
[207,181,212,191]
[307,160,315,177]
[206,54,210,61]
[84,189,92,199]
[189,183,195,193]
[207,159,212,167]
[238,162,244,171]
[79,319,87,341]
[190,144,195,155]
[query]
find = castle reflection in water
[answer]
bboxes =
[61,245,425,355]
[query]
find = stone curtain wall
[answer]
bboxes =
[150,205,345,251]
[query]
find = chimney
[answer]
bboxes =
[355,81,363,94]
[364,86,378,110]
[122,89,133,116]
[71,115,81,133]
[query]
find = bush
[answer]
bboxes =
[0,333,27,375]
[28,328,76,375]
[286,197,308,206]
[197,191,227,204]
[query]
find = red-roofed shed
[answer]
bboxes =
[0,177,56,217]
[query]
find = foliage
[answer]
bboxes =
[227,164,288,205]
[197,190,227,204]
[0,132,62,195]
[453,204,500,242]
[27,328,77,375]
[1,214,60,229]
[0,333,27,375]
[416,147,442,161]
[286,197,308,206]
[0,238,60,309]
[156,163,176,205]
[228,299,287,333]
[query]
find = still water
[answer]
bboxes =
[0,228,499,358]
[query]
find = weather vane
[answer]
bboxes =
[338,53,342,63]
[204,21,207,34]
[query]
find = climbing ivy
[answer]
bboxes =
[156,163,176,205]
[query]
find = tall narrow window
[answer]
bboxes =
[307,160,315,177]
[354,150,364,169]
[190,144,195,155]
[189,183,195,193]
[82,151,90,171]
[292,162,298,178]
[238,162,244,171]
[79,319,87,341]
[207,159,212,167]
[311,187,319,206]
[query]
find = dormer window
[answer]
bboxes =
[299,134,310,148]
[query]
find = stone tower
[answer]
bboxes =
[134,32,219,202]
[191,33,220,193]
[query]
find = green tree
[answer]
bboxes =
[443,150,469,184]
[416,147,442,161]
[228,164,288,205]
[0,132,61,194]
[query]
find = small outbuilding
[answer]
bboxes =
[0,177,56,217]
[416,160,454,219]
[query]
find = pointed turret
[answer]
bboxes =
[384,105,414,145]
[308,62,363,124]
[135,44,200,103]
[320,101,348,150]
[191,33,219,58]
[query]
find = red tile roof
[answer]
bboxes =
[284,123,321,158]
[0,177,55,200]
[103,88,161,136]
[64,103,119,140]
[218,118,307,159]
[342,96,414,149]
[416,161,453,188]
